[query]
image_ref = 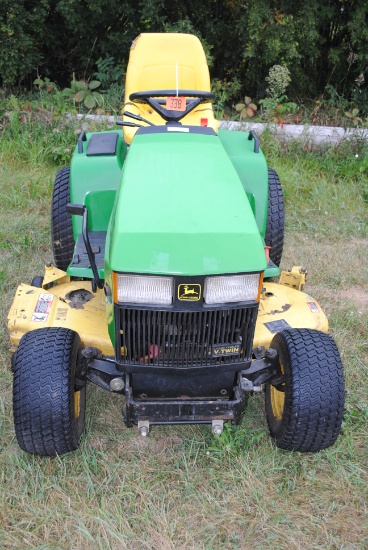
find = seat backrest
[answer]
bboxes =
[123,33,218,144]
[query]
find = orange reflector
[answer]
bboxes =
[113,272,119,303]
[200,118,208,127]
[264,246,271,263]
[257,272,264,302]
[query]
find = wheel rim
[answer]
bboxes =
[270,359,285,421]
[74,390,81,419]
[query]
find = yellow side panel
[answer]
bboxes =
[8,283,114,355]
[253,282,329,349]
[123,33,219,144]
[8,280,328,358]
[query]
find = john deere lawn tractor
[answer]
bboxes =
[8,33,344,456]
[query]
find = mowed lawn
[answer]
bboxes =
[0,123,367,549]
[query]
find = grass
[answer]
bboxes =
[0,117,367,549]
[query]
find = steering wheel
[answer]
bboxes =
[129,89,215,122]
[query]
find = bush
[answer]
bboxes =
[1,0,368,106]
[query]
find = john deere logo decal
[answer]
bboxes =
[178,284,201,301]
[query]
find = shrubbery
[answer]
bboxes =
[1,0,368,110]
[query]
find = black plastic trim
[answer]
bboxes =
[136,125,217,136]
[96,355,251,376]
[87,132,118,156]
[116,121,141,128]
[77,131,87,154]
[129,89,215,122]
[123,110,154,126]
[71,231,106,269]
[248,130,260,153]
[130,89,215,101]
[67,203,103,289]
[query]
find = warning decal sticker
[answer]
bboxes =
[307,301,319,313]
[55,308,68,321]
[31,293,54,322]
[264,319,291,334]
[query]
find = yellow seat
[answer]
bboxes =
[122,33,219,144]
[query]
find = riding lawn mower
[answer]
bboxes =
[7,33,344,456]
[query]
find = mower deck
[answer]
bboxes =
[8,266,328,356]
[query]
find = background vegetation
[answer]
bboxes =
[0,113,367,548]
[1,0,368,116]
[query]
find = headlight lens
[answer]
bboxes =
[114,274,173,305]
[204,274,261,304]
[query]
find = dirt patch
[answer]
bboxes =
[324,286,368,312]
[350,238,368,248]
[338,287,368,311]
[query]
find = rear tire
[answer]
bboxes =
[265,168,284,267]
[265,329,344,452]
[13,328,86,456]
[51,167,74,271]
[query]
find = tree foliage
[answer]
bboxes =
[1,0,368,102]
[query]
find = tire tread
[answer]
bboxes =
[265,329,344,452]
[265,168,284,267]
[13,328,83,456]
[51,167,74,271]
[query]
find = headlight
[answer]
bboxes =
[113,274,173,305]
[204,274,261,304]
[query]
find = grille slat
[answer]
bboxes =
[189,311,196,366]
[136,310,140,364]
[119,306,257,368]
[172,311,178,366]
[207,310,214,359]
[162,310,167,367]
[215,310,221,345]
[199,310,207,366]
[152,310,157,364]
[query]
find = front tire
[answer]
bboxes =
[265,329,344,452]
[13,328,86,456]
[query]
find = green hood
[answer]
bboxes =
[107,131,267,276]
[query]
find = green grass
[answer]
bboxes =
[0,119,367,549]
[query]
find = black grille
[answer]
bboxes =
[116,306,258,368]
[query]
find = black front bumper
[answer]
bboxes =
[114,302,259,426]
[83,348,281,427]
[81,301,281,427]
[124,372,246,427]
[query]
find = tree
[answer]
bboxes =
[1,0,367,103]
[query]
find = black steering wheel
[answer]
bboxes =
[129,89,215,122]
